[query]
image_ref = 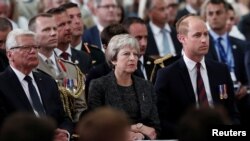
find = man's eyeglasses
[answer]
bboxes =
[10,45,40,52]
[98,4,118,9]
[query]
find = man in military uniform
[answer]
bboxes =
[61,2,105,66]
[28,13,87,123]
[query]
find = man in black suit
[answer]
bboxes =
[205,0,248,86]
[155,15,239,139]
[204,0,250,124]
[145,0,182,58]
[47,7,92,74]
[82,0,118,50]
[0,29,73,141]
[61,2,105,67]
[123,17,155,81]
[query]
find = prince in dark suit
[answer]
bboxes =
[0,29,73,141]
[155,15,239,139]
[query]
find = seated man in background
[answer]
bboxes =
[28,13,87,123]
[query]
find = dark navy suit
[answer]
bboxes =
[155,58,239,139]
[71,48,92,74]
[0,67,73,133]
[82,26,102,49]
[206,34,248,84]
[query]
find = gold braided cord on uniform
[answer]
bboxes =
[150,54,173,82]
[58,65,85,121]
[59,87,73,120]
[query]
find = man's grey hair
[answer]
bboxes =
[105,34,140,68]
[6,28,35,50]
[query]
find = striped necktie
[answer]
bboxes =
[196,63,209,107]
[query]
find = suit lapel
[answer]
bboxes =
[146,25,159,55]
[178,59,196,103]
[207,34,219,61]
[205,60,220,104]
[143,55,154,79]
[6,67,33,111]
[32,72,49,113]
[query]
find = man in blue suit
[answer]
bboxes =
[204,0,250,125]
[155,15,239,139]
[0,29,73,141]
[82,0,118,50]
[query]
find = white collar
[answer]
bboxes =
[54,45,72,57]
[10,65,35,82]
[149,21,171,35]
[183,53,206,71]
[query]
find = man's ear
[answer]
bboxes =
[177,34,185,44]
[7,50,12,61]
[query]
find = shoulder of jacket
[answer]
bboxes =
[84,42,102,51]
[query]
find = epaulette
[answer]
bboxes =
[88,44,99,49]
[149,54,173,82]
[154,54,173,65]
[83,43,91,53]
[58,58,78,66]
[83,42,102,53]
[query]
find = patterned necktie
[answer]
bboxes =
[60,52,69,60]
[217,37,227,64]
[24,76,46,115]
[196,63,209,107]
[161,29,171,56]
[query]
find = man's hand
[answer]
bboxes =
[54,128,69,141]
[235,85,248,100]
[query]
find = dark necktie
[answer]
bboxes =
[24,76,46,115]
[217,37,227,64]
[136,60,144,78]
[60,52,69,60]
[196,63,209,107]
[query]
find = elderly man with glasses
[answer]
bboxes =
[0,28,73,141]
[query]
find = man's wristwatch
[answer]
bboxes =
[136,123,143,130]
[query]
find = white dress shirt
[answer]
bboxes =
[139,56,148,80]
[149,21,176,56]
[183,54,214,108]
[11,66,43,117]
[54,45,72,62]
[38,52,60,76]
